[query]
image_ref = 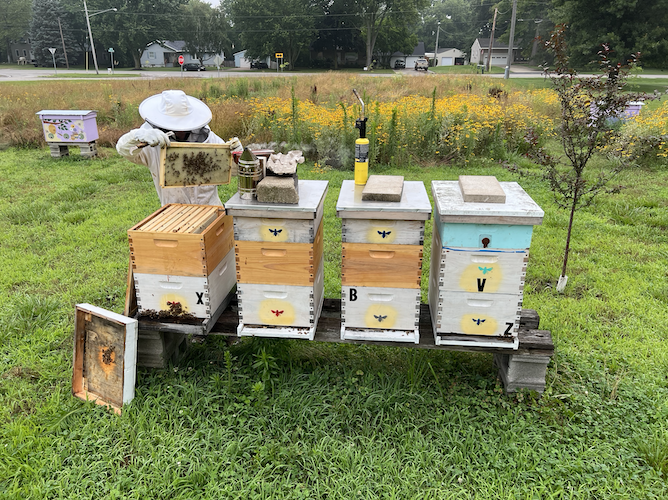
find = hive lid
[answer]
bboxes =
[36,110,97,117]
[432,180,544,225]
[337,180,431,220]
[72,304,138,415]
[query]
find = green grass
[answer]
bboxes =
[0,147,667,498]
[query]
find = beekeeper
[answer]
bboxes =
[116,89,242,206]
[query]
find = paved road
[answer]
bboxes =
[1,65,666,81]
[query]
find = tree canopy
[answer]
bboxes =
[29,0,81,67]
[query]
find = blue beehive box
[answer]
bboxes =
[428,177,544,349]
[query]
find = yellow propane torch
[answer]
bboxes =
[352,89,369,185]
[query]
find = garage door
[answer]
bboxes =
[441,57,453,66]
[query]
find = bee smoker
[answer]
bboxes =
[237,147,263,200]
[352,89,369,185]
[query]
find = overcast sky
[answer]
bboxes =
[203,0,220,7]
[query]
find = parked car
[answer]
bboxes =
[394,60,406,69]
[251,61,269,69]
[182,62,206,71]
[414,58,429,71]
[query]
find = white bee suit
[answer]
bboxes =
[117,122,225,206]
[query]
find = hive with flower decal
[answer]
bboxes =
[36,110,99,158]
[225,180,328,340]
[428,177,544,349]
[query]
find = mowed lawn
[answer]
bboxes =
[0,141,667,498]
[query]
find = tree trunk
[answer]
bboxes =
[561,178,580,279]
[133,51,141,70]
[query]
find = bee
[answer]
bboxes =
[374,314,387,322]
[268,228,282,237]
[271,309,284,317]
[377,230,391,238]
[472,318,486,325]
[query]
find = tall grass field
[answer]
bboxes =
[0,75,667,498]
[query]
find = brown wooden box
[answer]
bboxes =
[342,242,423,289]
[235,220,323,286]
[72,304,137,415]
[159,142,233,188]
[128,205,234,277]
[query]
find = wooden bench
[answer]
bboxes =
[134,296,554,394]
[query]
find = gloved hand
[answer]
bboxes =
[134,128,171,148]
[226,137,243,153]
[117,127,171,159]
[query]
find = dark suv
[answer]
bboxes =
[183,62,206,71]
[251,61,269,69]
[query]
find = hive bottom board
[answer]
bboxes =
[237,256,324,340]
[134,247,236,319]
[340,285,420,343]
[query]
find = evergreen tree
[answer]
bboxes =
[30,0,80,67]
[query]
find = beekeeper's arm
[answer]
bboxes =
[116,128,171,166]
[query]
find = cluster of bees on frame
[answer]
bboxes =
[165,149,224,186]
[139,301,198,322]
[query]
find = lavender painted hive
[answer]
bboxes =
[36,110,99,143]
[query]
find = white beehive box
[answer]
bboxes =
[225,180,329,339]
[337,180,431,344]
[428,177,543,349]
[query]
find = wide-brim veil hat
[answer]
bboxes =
[138,90,212,131]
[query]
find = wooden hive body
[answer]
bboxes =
[128,205,234,277]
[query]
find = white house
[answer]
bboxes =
[233,50,273,69]
[233,50,251,69]
[141,41,224,68]
[470,38,519,67]
[434,48,465,66]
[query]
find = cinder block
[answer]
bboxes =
[256,175,299,204]
[495,352,551,393]
[362,175,404,202]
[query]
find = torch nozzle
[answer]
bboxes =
[352,88,365,119]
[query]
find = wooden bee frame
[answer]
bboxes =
[159,142,233,188]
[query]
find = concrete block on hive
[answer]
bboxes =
[256,176,300,204]
[458,175,506,203]
[361,175,404,202]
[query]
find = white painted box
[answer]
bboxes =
[431,289,522,338]
[236,256,324,339]
[435,246,528,295]
[134,247,236,319]
[341,286,420,331]
[341,218,425,245]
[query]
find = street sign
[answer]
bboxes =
[108,48,114,53]
[213,55,223,67]
[178,55,184,65]
[275,53,283,58]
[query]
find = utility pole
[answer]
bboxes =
[486,8,498,73]
[57,18,70,69]
[504,0,518,79]
[432,21,440,67]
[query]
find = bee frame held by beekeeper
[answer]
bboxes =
[116,90,242,206]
